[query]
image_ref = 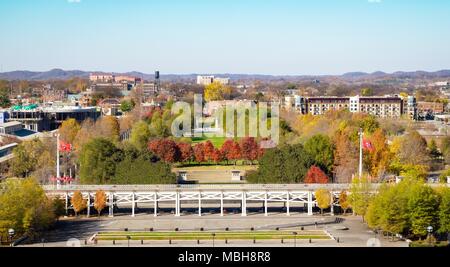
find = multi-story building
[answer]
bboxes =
[6,104,100,132]
[307,97,350,115]
[197,75,230,86]
[284,95,417,119]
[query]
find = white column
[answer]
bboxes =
[176,191,180,217]
[65,193,69,215]
[198,192,202,217]
[154,192,158,217]
[242,192,247,217]
[108,193,114,217]
[220,191,224,217]
[131,193,135,217]
[307,191,313,216]
[264,192,268,217]
[87,193,90,218]
[286,192,290,216]
[330,192,334,216]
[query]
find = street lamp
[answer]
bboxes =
[8,229,15,246]
[127,235,131,247]
[293,232,298,248]
[212,233,216,248]
[427,226,433,246]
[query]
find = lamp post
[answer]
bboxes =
[212,233,216,248]
[293,232,298,248]
[127,235,131,247]
[8,229,15,246]
[427,226,433,246]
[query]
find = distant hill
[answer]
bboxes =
[1,68,450,82]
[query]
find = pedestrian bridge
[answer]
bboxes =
[42,183,443,218]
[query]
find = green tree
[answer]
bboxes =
[247,144,314,184]
[113,158,176,184]
[408,184,440,238]
[79,138,123,184]
[0,88,11,108]
[437,187,450,234]
[130,121,151,151]
[304,135,334,175]
[120,99,135,113]
[0,178,57,237]
[10,139,55,179]
[349,176,373,220]
[361,88,374,96]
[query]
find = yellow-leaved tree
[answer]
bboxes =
[71,191,87,217]
[204,82,232,101]
[315,189,331,215]
[94,190,107,217]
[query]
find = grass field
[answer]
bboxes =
[191,137,230,148]
[95,230,331,241]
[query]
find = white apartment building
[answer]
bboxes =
[197,75,230,86]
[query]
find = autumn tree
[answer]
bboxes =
[394,131,430,167]
[10,139,55,180]
[71,191,87,217]
[193,143,206,163]
[204,81,233,101]
[229,141,242,164]
[203,141,215,162]
[240,137,259,164]
[315,189,331,215]
[304,166,329,184]
[220,139,235,164]
[94,190,107,217]
[177,142,194,163]
[333,130,358,183]
[59,119,81,144]
[97,116,120,142]
[148,139,180,163]
[364,129,391,179]
[339,191,350,215]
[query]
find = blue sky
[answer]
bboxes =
[0,0,449,75]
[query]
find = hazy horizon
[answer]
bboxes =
[1,0,450,75]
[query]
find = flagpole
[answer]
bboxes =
[56,133,61,189]
[359,128,363,178]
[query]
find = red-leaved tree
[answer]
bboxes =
[240,137,259,163]
[148,139,180,163]
[220,139,235,164]
[193,143,206,163]
[210,148,224,164]
[203,141,215,162]
[177,142,194,163]
[304,166,329,184]
[229,141,242,164]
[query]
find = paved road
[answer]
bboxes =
[19,214,408,248]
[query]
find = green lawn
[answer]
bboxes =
[95,231,331,241]
[191,137,231,148]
